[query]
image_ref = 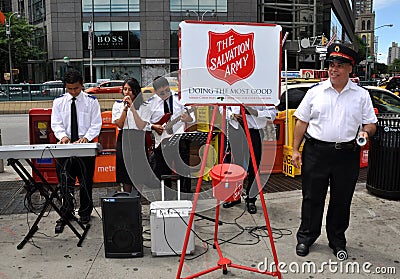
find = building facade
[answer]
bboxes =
[0,0,12,12]
[387,42,400,66]
[10,0,356,84]
[354,0,375,57]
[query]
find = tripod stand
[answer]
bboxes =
[176,105,282,279]
[7,158,90,250]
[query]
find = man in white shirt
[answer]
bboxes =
[292,43,377,260]
[51,70,102,232]
[140,76,195,193]
[223,105,276,214]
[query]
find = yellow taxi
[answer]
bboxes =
[384,76,400,96]
[141,77,179,94]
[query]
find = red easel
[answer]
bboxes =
[176,104,282,279]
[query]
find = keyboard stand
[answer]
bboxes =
[7,158,90,250]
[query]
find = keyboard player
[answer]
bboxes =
[51,70,102,232]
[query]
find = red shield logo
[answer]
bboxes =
[207,29,255,85]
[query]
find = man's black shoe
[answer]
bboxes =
[222,198,241,208]
[331,246,348,261]
[55,218,66,234]
[246,201,257,214]
[80,215,91,224]
[296,243,309,257]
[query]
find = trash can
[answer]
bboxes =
[28,108,58,184]
[366,114,400,199]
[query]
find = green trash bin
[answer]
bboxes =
[366,114,400,199]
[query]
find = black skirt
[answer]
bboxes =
[116,129,148,185]
[116,129,133,184]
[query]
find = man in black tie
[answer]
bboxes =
[141,76,194,193]
[51,70,102,232]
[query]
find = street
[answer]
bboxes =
[0,114,29,146]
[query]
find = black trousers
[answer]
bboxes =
[151,139,192,193]
[296,140,360,248]
[228,126,263,202]
[56,156,95,217]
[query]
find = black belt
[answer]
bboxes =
[305,134,356,150]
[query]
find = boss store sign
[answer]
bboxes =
[95,32,128,49]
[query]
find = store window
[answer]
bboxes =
[170,0,227,12]
[82,21,140,51]
[28,0,46,24]
[330,10,342,41]
[170,22,179,57]
[82,0,139,13]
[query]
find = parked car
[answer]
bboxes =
[42,80,65,96]
[384,76,400,96]
[141,77,179,94]
[83,82,99,91]
[364,85,400,114]
[278,82,316,111]
[278,82,400,115]
[84,80,124,94]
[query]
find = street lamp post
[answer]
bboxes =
[88,21,94,83]
[6,12,21,84]
[186,9,216,21]
[364,24,393,81]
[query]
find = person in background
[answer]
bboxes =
[51,70,102,232]
[222,105,276,214]
[140,76,195,193]
[112,78,144,193]
[292,43,377,260]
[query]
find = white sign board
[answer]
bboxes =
[145,58,167,64]
[179,21,282,105]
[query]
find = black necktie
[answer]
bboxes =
[164,99,170,113]
[71,97,79,142]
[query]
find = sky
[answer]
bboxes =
[373,0,399,64]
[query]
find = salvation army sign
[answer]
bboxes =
[207,29,255,85]
[180,21,282,105]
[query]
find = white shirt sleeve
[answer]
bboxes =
[83,97,102,141]
[51,98,68,141]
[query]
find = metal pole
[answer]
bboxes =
[6,12,20,84]
[365,45,368,81]
[284,49,289,146]
[6,20,13,84]
[88,21,93,83]
[0,129,4,173]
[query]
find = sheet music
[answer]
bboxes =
[0,143,102,159]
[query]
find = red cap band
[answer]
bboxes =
[329,52,355,65]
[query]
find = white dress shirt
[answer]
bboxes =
[140,91,195,133]
[294,79,377,142]
[226,106,277,129]
[51,92,102,141]
[111,100,141,130]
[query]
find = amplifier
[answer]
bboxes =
[150,200,195,256]
[101,193,143,258]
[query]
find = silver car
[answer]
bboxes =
[42,80,65,96]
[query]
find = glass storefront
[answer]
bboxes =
[170,0,227,12]
[82,0,140,13]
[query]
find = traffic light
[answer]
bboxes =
[321,35,327,46]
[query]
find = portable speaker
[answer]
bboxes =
[101,192,143,258]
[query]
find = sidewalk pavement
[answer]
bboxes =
[0,164,399,279]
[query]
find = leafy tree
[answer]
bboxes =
[388,59,400,75]
[354,35,367,63]
[0,13,46,74]
[374,62,388,77]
